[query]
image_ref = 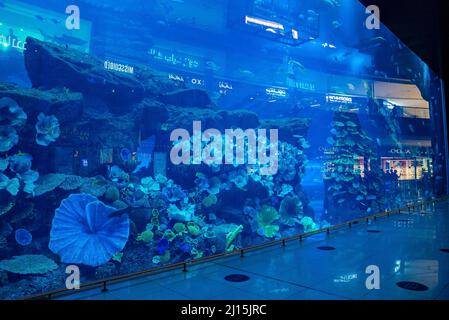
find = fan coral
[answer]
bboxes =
[0,255,58,275]
[35,113,60,146]
[49,193,130,267]
[34,173,67,196]
[59,175,84,191]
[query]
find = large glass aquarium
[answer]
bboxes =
[0,0,447,299]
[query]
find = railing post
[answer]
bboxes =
[348,222,352,228]
[282,239,286,247]
[326,228,330,235]
[240,249,244,258]
[183,263,188,273]
[299,235,303,243]
[101,281,108,293]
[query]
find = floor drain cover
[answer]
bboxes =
[396,281,429,291]
[440,249,449,253]
[367,230,381,233]
[317,246,336,251]
[225,274,250,282]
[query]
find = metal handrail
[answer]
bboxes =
[25,196,448,300]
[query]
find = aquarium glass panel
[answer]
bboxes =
[0,0,447,299]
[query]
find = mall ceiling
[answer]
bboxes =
[358,0,448,81]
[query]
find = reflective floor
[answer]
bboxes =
[59,201,449,300]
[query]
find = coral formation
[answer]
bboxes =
[14,229,33,246]
[49,194,130,267]
[257,206,280,238]
[35,113,60,146]
[0,255,58,275]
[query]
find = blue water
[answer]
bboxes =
[0,0,446,299]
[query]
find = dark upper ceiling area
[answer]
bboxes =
[358,0,448,81]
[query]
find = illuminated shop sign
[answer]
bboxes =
[218,81,233,90]
[168,73,185,82]
[0,34,26,51]
[149,47,202,70]
[245,16,284,31]
[326,94,353,104]
[190,78,205,86]
[218,81,233,95]
[296,81,316,91]
[389,148,412,155]
[104,60,134,74]
[266,87,287,98]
